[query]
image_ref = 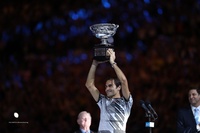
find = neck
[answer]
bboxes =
[108,94,121,99]
[81,127,89,131]
[192,104,200,108]
[113,93,121,98]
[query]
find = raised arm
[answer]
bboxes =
[85,60,100,102]
[107,49,131,100]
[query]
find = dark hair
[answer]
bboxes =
[189,86,200,95]
[107,78,121,87]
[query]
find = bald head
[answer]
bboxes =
[77,111,92,130]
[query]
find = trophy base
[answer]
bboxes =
[93,44,114,61]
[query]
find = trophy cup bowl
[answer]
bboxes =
[90,23,119,61]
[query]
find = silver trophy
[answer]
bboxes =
[90,23,119,61]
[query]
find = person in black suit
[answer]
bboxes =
[177,87,200,133]
[74,111,96,133]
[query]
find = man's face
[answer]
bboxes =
[188,89,200,107]
[77,113,91,128]
[105,79,120,98]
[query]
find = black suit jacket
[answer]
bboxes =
[74,129,96,133]
[177,106,199,133]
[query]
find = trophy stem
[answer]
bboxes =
[101,38,107,45]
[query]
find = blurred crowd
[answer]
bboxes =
[1,0,200,133]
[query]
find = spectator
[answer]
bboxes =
[177,87,200,133]
[74,111,96,133]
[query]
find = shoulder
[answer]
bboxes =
[122,94,133,102]
[97,94,106,104]
[74,129,81,133]
[178,106,191,111]
[177,106,191,115]
[98,94,106,101]
[100,94,106,98]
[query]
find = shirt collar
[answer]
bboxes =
[191,105,200,113]
[80,128,90,133]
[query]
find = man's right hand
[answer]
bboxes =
[106,48,116,64]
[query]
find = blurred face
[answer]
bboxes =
[77,112,91,129]
[105,79,120,98]
[188,89,200,107]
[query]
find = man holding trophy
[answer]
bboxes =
[85,23,133,133]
